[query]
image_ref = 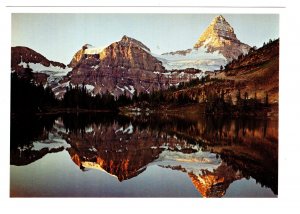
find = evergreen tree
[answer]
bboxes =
[236,89,241,102]
[264,92,269,107]
[11,73,58,114]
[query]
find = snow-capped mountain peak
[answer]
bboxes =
[195,15,237,47]
[159,15,251,71]
[194,15,250,60]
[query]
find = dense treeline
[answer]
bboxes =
[130,78,204,106]
[61,80,199,110]
[222,38,279,71]
[11,72,57,114]
[204,89,269,116]
[62,84,118,110]
[131,89,196,106]
[11,72,270,116]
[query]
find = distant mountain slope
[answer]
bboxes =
[169,39,279,106]
[11,46,71,85]
[225,38,279,71]
[218,39,279,104]
[11,46,68,73]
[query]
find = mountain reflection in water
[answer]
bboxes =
[10,113,278,197]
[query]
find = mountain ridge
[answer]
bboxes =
[11,15,276,100]
[11,46,67,72]
[168,38,279,106]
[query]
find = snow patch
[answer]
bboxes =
[151,150,222,175]
[115,127,124,133]
[84,47,105,55]
[117,85,125,92]
[123,123,133,134]
[115,124,134,134]
[128,85,135,94]
[91,65,99,69]
[18,61,71,76]
[88,146,97,152]
[85,84,95,92]
[202,37,212,46]
[31,139,70,151]
[85,125,93,133]
[152,47,227,71]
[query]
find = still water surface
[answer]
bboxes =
[10,113,278,197]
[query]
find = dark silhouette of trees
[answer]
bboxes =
[62,86,118,111]
[264,92,269,107]
[236,89,241,102]
[12,66,271,116]
[117,92,132,107]
[203,88,271,116]
[11,73,57,114]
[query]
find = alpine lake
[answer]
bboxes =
[10,111,278,197]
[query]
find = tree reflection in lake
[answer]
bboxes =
[10,112,278,197]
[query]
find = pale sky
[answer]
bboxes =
[11,14,279,64]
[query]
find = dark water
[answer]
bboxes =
[10,112,278,197]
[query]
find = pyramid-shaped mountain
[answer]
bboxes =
[160,15,251,71]
[194,15,251,60]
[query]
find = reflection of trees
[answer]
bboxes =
[200,116,277,146]
[11,114,56,149]
[11,114,59,166]
[193,116,278,195]
[10,112,278,196]
[220,149,278,195]
[129,114,278,195]
[11,147,64,166]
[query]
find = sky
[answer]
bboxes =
[11,13,279,64]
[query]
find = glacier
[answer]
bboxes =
[156,47,227,71]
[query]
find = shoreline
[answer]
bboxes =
[11,102,278,120]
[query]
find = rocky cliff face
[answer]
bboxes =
[194,15,251,60]
[68,45,86,68]
[69,36,163,70]
[65,35,203,97]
